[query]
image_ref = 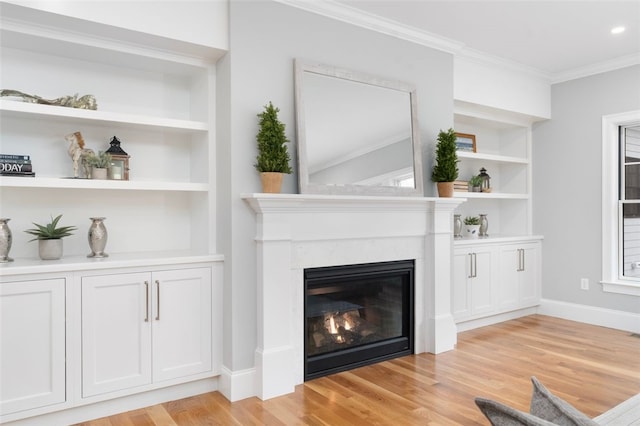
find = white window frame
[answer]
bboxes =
[602,110,640,296]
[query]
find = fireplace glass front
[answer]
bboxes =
[304,260,414,380]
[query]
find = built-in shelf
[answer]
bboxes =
[453,191,529,200]
[0,100,209,133]
[456,150,528,165]
[0,176,209,191]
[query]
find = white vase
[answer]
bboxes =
[464,225,480,239]
[453,215,462,238]
[39,239,63,260]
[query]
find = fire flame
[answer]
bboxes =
[329,316,338,334]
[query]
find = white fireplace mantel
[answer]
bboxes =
[243,193,465,400]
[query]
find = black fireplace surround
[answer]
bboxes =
[304,260,415,380]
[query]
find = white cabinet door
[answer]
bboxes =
[498,242,541,310]
[452,251,472,319]
[81,267,213,396]
[453,246,495,321]
[518,244,540,306]
[82,273,152,397]
[152,268,212,382]
[0,279,66,415]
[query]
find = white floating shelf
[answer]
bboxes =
[0,176,209,192]
[456,151,528,165]
[453,191,529,200]
[0,100,208,133]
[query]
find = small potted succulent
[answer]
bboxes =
[468,175,483,192]
[463,216,481,239]
[85,151,112,179]
[25,214,77,260]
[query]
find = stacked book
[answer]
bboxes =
[0,154,35,177]
[453,180,468,192]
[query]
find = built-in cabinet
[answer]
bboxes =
[452,239,542,326]
[0,278,66,416]
[451,100,543,329]
[0,263,221,423]
[0,6,225,422]
[82,268,212,398]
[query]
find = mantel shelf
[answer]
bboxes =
[0,100,209,133]
[0,176,209,192]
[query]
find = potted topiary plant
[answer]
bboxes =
[431,128,459,197]
[463,216,481,239]
[254,102,292,193]
[25,214,77,260]
[85,151,112,179]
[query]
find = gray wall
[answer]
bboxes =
[217,1,453,371]
[532,65,640,313]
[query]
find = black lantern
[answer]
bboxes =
[479,167,491,192]
[105,136,130,180]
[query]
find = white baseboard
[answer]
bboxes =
[455,307,538,333]
[218,366,256,402]
[538,298,640,333]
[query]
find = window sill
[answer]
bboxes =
[600,280,640,296]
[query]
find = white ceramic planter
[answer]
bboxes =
[464,225,480,239]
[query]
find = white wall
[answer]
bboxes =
[3,0,228,51]
[454,54,551,120]
[533,65,640,313]
[218,0,454,373]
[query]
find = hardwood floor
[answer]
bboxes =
[76,315,640,425]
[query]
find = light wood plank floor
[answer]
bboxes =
[76,315,640,425]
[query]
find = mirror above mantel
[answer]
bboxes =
[294,59,424,196]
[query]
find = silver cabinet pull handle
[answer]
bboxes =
[155,280,160,321]
[144,281,149,322]
[517,248,526,272]
[468,253,478,278]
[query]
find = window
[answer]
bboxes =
[602,111,640,296]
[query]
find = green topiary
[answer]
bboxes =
[431,128,459,182]
[254,102,293,174]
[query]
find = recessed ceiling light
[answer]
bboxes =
[611,26,626,34]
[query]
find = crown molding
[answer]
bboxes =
[551,52,640,84]
[457,46,552,81]
[273,0,637,84]
[272,0,464,54]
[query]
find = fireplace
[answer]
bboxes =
[304,260,414,380]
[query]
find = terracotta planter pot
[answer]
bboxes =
[437,181,454,198]
[260,172,284,193]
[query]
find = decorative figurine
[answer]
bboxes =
[0,89,97,110]
[65,131,94,178]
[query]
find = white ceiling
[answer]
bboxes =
[332,0,640,81]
